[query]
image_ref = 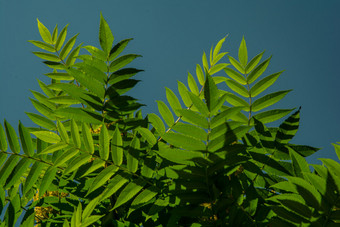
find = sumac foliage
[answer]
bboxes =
[0,14,339,227]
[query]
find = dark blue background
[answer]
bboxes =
[1,0,339,164]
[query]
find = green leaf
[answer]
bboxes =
[252,109,294,124]
[188,92,209,117]
[229,56,245,74]
[148,113,165,136]
[84,45,107,61]
[196,64,205,85]
[202,52,209,71]
[225,79,249,97]
[275,108,300,144]
[333,143,340,161]
[210,106,243,128]
[30,98,56,120]
[157,142,203,165]
[28,40,55,52]
[64,153,91,175]
[113,178,146,209]
[172,123,207,141]
[251,90,291,112]
[109,38,133,61]
[18,121,34,156]
[57,121,68,144]
[31,131,61,143]
[66,43,82,66]
[4,120,20,154]
[288,147,310,178]
[45,72,73,80]
[55,24,68,51]
[209,63,229,75]
[39,142,68,155]
[204,73,219,112]
[187,72,199,96]
[39,166,57,196]
[100,173,130,200]
[165,87,182,116]
[222,91,249,110]
[23,161,46,195]
[137,127,157,146]
[111,125,123,165]
[224,68,247,85]
[177,81,192,108]
[99,124,110,160]
[127,136,140,173]
[38,80,55,98]
[109,54,141,72]
[54,147,79,167]
[247,56,271,84]
[5,158,32,189]
[320,159,340,192]
[33,52,60,62]
[26,113,56,131]
[162,132,206,151]
[87,165,118,196]
[80,159,105,178]
[212,52,228,66]
[0,124,7,151]
[82,123,94,154]
[238,36,248,67]
[130,186,158,208]
[54,108,103,124]
[59,34,78,60]
[177,109,209,129]
[250,71,283,97]
[51,24,58,44]
[30,90,55,110]
[67,68,105,98]
[71,119,81,148]
[49,96,81,104]
[37,19,52,44]
[245,51,264,74]
[0,155,20,186]
[157,100,174,127]
[99,12,114,55]
[213,36,227,59]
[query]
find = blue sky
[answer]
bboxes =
[0,0,339,164]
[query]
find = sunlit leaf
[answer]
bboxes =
[187,72,199,96]
[204,73,219,112]
[188,92,209,117]
[238,36,248,67]
[59,34,78,60]
[229,56,245,74]
[225,79,249,97]
[18,121,34,156]
[177,81,192,108]
[224,68,247,85]
[54,147,79,167]
[39,166,57,196]
[99,12,114,55]
[55,24,68,51]
[157,100,174,127]
[29,40,55,52]
[127,136,140,173]
[0,124,7,151]
[209,63,229,75]
[71,119,81,148]
[162,132,206,151]
[4,120,20,154]
[245,51,264,74]
[251,90,291,112]
[252,109,294,124]
[113,178,146,209]
[37,19,52,44]
[247,56,271,84]
[109,38,133,61]
[196,64,205,85]
[31,131,61,143]
[82,123,94,154]
[87,165,118,196]
[250,71,283,97]
[137,127,157,146]
[166,87,182,116]
[99,124,110,160]
[39,142,68,155]
[33,52,60,62]
[109,54,141,72]
[177,109,209,129]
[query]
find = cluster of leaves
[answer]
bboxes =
[0,14,340,226]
